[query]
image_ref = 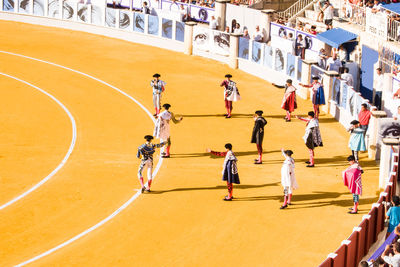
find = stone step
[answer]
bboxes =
[297,16,328,32]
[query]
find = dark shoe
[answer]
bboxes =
[287,202,292,205]
[254,161,262,164]
[225,115,231,119]
[223,196,232,201]
[280,205,288,209]
[141,187,146,193]
[348,210,358,214]
[306,164,314,167]
[348,207,354,210]
[305,161,310,164]
[161,155,170,158]
[145,188,151,193]
[153,113,157,117]
[285,119,291,122]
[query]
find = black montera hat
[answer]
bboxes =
[255,110,263,116]
[286,79,293,84]
[350,120,360,125]
[153,73,161,78]
[312,76,319,80]
[225,74,232,78]
[163,103,171,109]
[144,135,154,141]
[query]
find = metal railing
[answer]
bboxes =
[277,0,315,21]
[388,18,400,42]
[338,2,366,29]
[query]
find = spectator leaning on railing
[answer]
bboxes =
[373,67,384,110]
[341,67,354,87]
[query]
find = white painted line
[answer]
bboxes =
[0,72,77,210]
[0,51,164,267]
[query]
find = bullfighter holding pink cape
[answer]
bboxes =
[343,155,363,214]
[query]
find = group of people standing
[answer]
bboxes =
[136,72,366,213]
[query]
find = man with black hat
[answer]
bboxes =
[296,111,323,167]
[251,110,267,164]
[137,135,166,192]
[281,79,297,122]
[300,76,325,119]
[153,103,183,158]
[220,74,241,118]
[151,73,166,116]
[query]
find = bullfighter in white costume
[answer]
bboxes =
[153,103,183,158]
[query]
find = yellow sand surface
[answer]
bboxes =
[0,20,380,266]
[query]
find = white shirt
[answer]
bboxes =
[234,28,242,34]
[253,30,263,42]
[374,73,384,92]
[209,19,218,30]
[324,4,334,20]
[341,73,354,87]
[384,254,400,267]
[326,57,342,72]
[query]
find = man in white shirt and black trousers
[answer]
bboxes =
[374,67,384,110]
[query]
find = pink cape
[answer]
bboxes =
[343,166,362,195]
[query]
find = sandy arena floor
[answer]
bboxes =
[0,20,380,266]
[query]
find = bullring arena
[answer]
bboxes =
[0,1,396,266]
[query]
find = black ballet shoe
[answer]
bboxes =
[305,161,311,164]
[225,115,231,119]
[223,196,232,201]
[141,187,146,193]
[254,161,262,164]
[287,202,292,205]
[280,205,288,209]
[145,188,151,193]
[306,164,314,167]
[285,119,291,122]
[348,210,358,214]
[161,155,170,158]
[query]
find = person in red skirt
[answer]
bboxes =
[281,79,297,122]
[206,143,240,201]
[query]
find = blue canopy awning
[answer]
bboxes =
[316,28,358,48]
[382,3,400,14]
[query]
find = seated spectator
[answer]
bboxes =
[234,23,242,34]
[386,196,400,235]
[287,32,295,41]
[309,25,317,35]
[209,15,218,30]
[285,18,294,28]
[341,67,354,86]
[359,261,369,267]
[243,29,250,39]
[318,48,328,69]
[371,0,383,13]
[295,34,306,59]
[323,0,334,30]
[383,242,400,267]
[296,22,304,31]
[253,26,263,42]
[326,54,342,72]
[113,0,121,8]
[141,1,150,14]
[225,26,230,33]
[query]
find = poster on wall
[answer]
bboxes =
[133,12,145,32]
[63,1,76,20]
[148,15,159,35]
[19,0,30,13]
[270,23,296,38]
[190,5,213,23]
[263,45,273,69]
[91,5,103,25]
[286,53,296,78]
[366,8,388,39]
[251,41,262,64]
[341,82,348,109]
[238,37,249,60]
[378,118,400,142]
[48,0,58,17]
[105,8,116,27]
[297,57,302,81]
[332,77,341,104]
[162,18,173,39]
[77,4,89,22]
[33,0,44,15]
[274,47,285,72]
[212,31,230,56]
[193,27,210,51]
[175,21,184,42]
[3,0,14,12]
[119,10,131,29]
